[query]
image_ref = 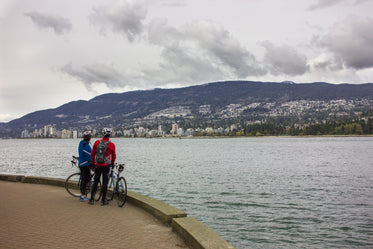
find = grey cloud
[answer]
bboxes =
[24,11,72,35]
[89,2,147,42]
[308,0,345,10]
[308,0,368,10]
[153,0,187,7]
[185,21,266,77]
[61,63,127,90]
[313,58,344,71]
[148,19,266,81]
[261,41,309,76]
[320,16,373,69]
[355,0,370,3]
[148,18,182,46]
[143,43,225,84]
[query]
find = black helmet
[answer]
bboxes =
[102,128,112,137]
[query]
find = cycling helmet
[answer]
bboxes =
[83,131,92,140]
[102,128,112,137]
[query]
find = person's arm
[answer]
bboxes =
[110,142,116,164]
[83,144,92,164]
[91,140,98,165]
[78,141,83,158]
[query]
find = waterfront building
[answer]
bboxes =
[21,129,29,138]
[171,123,179,135]
[61,129,72,139]
[205,127,214,134]
[158,125,164,135]
[177,127,184,136]
[148,130,157,137]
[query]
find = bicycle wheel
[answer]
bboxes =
[65,173,81,197]
[88,179,102,201]
[106,177,114,201]
[116,177,127,207]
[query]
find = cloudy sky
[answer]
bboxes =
[1,0,373,122]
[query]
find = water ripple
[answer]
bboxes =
[1,137,373,249]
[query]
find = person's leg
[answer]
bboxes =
[89,166,102,203]
[80,166,90,196]
[101,165,110,204]
[79,166,85,196]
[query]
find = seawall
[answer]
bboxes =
[0,174,236,249]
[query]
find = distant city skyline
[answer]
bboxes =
[1,0,373,122]
[18,97,372,138]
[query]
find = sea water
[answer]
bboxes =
[1,137,372,248]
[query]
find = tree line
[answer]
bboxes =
[242,117,373,136]
[191,115,373,137]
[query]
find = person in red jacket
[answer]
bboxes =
[89,127,116,205]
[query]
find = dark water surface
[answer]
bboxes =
[1,137,372,248]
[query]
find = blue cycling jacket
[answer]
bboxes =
[78,140,92,167]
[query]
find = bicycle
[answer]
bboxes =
[106,163,128,207]
[65,156,102,201]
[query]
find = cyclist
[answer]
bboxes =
[78,131,92,202]
[89,128,116,206]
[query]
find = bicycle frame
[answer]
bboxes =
[107,164,123,194]
[106,163,127,207]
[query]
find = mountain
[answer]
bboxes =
[1,81,373,137]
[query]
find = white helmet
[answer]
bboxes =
[102,128,112,137]
[83,130,92,139]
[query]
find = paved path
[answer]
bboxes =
[0,181,189,249]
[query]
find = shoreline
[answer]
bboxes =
[3,134,372,140]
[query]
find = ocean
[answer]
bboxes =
[1,137,372,248]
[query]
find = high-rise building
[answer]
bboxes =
[158,125,164,135]
[171,123,179,134]
[21,129,29,138]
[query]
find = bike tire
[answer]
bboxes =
[65,172,81,197]
[116,177,127,207]
[89,179,103,201]
[106,177,114,201]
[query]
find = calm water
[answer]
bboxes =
[1,137,372,248]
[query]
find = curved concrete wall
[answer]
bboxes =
[0,174,235,249]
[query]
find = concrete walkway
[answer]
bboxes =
[0,181,189,249]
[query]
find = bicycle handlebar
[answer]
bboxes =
[71,156,125,170]
[71,156,79,168]
[110,163,125,173]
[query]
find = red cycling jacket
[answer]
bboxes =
[91,137,116,167]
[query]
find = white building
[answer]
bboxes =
[21,129,29,138]
[157,125,164,135]
[199,105,211,113]
[177,127,184,136]
[171,123,179,134]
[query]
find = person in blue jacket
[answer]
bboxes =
[78,131,92,201]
